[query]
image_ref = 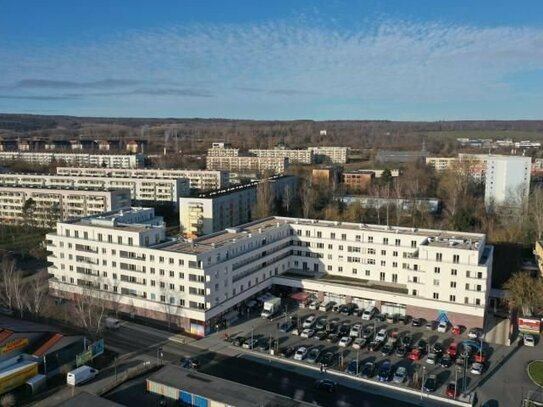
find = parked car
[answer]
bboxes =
[378,361,393,382]
[326,321,339,334]
[339,323,351,336]
[470,362,485,375]
[395,346,408,358]
[451,325,463,335]
[303,316,317,329]
[315,331,328,341]
[401,334,412,348]
[301,328,316,338]
[361,306,378,320]
[408,348,422,361]
[416,339,427,351]
[320,351,338,367]
[319,301,336,312]
[445,382,459,398]
[294,346,309,360]
[423,374,437,393]
[233,336,246,347]
[425,320,436,330]
[381,343,394,356]
[425,352,439,365]
[308,300,321,310]
[315,317,327,330]
[375,328,388,343]
[279,321,294,333]
[447,342,458,358]
[524,334,536,347]
[314,379,336,393]
[345,360,361,375]
[338,336,353,347]
[243,338,258,349]
[279,346,295,358]
[368,340,382,352]
[432,342,444,355]
[473,351,487,364]
[439,354,453,368]
[386,314,398,324]
[362,326,375,340]
[468,327,483,339]
[393,366,407,384]
[412,318,423,327]
[257,338,271,351]
[326,333,340,344]
[437,321,448,333]
[361,361,375,378]
[350,323,362,338]
[307,348,321,363]
[352,337,367,349]
[398,314,409,325]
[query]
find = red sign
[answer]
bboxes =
[518,317,541,334]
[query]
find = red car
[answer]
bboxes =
[445,382,459,398]
[451,325,463,335]
[473,351,486,364]
[408,348,422,361]
[447,342,458,358]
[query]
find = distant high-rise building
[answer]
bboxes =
[484,155,531,208]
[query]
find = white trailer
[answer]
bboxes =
[261,297,281,319]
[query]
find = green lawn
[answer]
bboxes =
[528,361,543,387]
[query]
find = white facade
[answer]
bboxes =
[48,211,492,336]
[207,143,239,157]
[0,174,189,208]
[0,152,144,168]
[56,167,228,192]
[0,186,130,226]
[485,155,531,208]
[248,148,313,164]
[179,176,297,237]
[308,147,348,164]
[206,156,288,174]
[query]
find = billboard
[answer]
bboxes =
[90,339,104,358]
[76,350,92,367]
[0,362,38,395]
[518,317,541,334]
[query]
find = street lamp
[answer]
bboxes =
[156,347,163,365]
[420,365,426,400]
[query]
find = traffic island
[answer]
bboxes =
[527,360,543,387]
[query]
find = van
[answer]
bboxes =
[66,365,99,386]
[319,301,335,312]
[361,306,377,321]
[105,317,121,329]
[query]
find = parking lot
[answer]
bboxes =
[227,301,506,403]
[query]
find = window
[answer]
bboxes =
[412,289,417,296]
[179,285,184,292]
[392,262,397,268]
[169,271,174,277]
[433,293,439,299]
[160,282,165,288]
[379,272,385,281]
[179,272,184,279]
[327,265,332,271]
[383,238,389,245]
[368,236,373,243]
[179,299,185,306]
[393,251,398,257]
[381,250,386,255]
[412,276,418,283]
[395,239,401,246]
[449,295,456,302]
[451,269,457,276]
[477,272,483,279]
[352,269,357,275]
[475,298,481,305]
[411,240,417,248]
[476,285,482,291]
[453,254,459,263]
[365,270,370,276]
[338,266,343,272]
[317,231,322,238]
[338,245,344,251]
[434,267,440,274]
[466,270,471,278]
[433,279,439,286]
[368,248,375,255]
[341,234,346,240]
[169,283,175,290]
[436,253,442,261]
[355,235,361,242]
[330,233,336,239]
[117,236,122,244]
[464,297,469,304]
[380,260,386,267]
[392,274,398,283]
[305,230,310,237]
[465,283,470,290]
[450,281,456,288]
[328,244,333,249]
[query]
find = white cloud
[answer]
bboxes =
[1,19,543,118]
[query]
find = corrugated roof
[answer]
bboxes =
[33,333,63,357]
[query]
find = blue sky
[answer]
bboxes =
[1,0,543,120]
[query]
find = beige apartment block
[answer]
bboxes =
[308,146,349,164]
[248,148,313,164]
[0,152,144,168]
[47,210,492,337]
[206,156,288,174]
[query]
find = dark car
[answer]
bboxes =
[395,346,408,358]
[401,334,412,348]
[326,321,339,334]
[339,323,351,336]
[378,361,393,382]
[279,321,294,333]
[386,314,397,324]
[398,314,409,325]
[279,346,296,358]
[416,339,427,352]
[432,342,444,355]
[423,375,437,393]
[315,318,328,330]
[439,354,453,368]
[381,343,394,356]
[233,336,246,347]
[425,320,437,330]
[361,361,375,378]
[375,313,387,322]
[314,379,337,393]
[412,318,423,327]
[257,338,271,351]
[345,360,361,376]
[369,340,382,352]
[326,333,340,344]
[315,331,329,341]
[362,326,375,340]
[320,351,338,367]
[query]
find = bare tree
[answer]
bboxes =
[253,179,273,219]
[299,180,316,219]
[504,272,543,317]
[73,285,108,338]
[24,271,49,318]
[0,255,17,310]
[282,184,293,215]
[530,187,543,240]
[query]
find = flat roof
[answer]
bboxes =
[189,175,294,199]
[148,365,311,407]
[166,216,484,254]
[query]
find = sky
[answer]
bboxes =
[1,0,543,120]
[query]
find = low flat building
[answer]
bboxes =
[0,152,144,168]
[179,175,297,237]
[206,156,288,175]
[48,209,492,336]
[342,170,375,193]
[0,185,130,226]
[0,173,189,209]
[56,167,228,192]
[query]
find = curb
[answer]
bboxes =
[527,360,543,388]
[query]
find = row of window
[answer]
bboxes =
[296,229,418,248]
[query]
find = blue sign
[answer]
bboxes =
[437,311,449,324]
[90,339,104,358]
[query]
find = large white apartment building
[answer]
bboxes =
[0,174,189,208]
[48,209,492,336]
[207,143,239,157]
[248,148,314,165]
[0,186,130,226]
[179,176,297,238]
[206,156,288,175]
[485,155,531,208]
[56,167,228,192]
[308,147,349,164]
[0,152,144,168]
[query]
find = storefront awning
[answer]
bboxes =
[290,291,311,302]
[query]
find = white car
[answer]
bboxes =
[425,352,438,365]
[338,336,353,347]
[300,328,315,338]
[437,321,448,333]
[468,328,483,339]
[349,323,362,338]
[375,328,388,343]
[303,316,316,329]
[308,300,321,310]
[470,362,484,375]
[294,346,308,360]
[524,334,536,347]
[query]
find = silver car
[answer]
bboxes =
[307,348,321,363]
[393,366,407,384]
